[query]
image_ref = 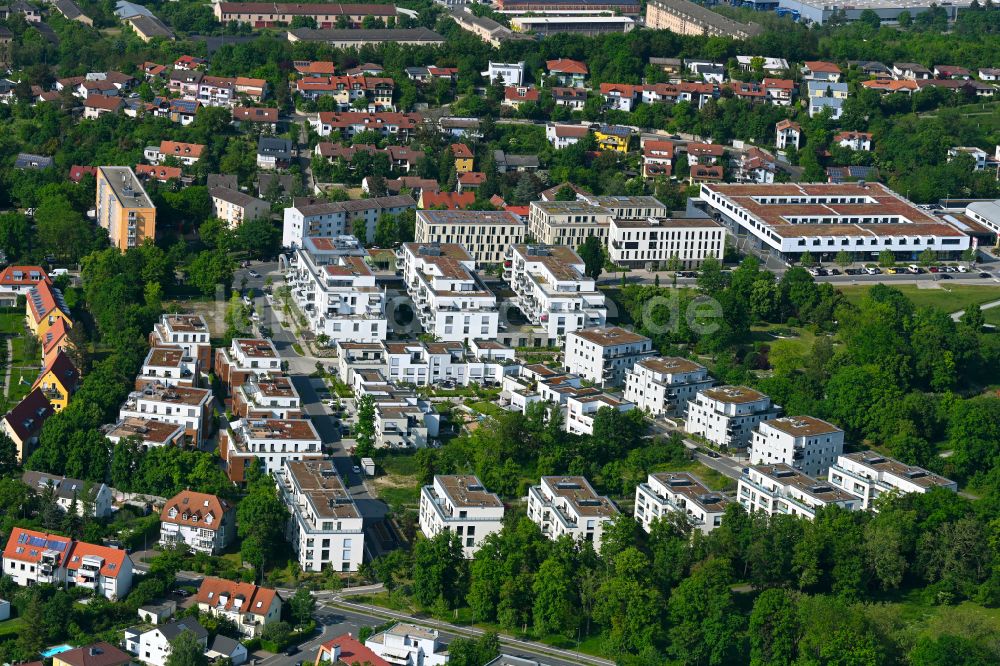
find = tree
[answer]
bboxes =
[919,248,937,267]
[412,531,466,608]
[697,256,727,294]
[749,588,799,666]
[878,249,896,267]
[166,630,209,666]
[667,558,743,665]
[354,394,376,459]
[554,185,578,201]
[225,293,251,337]
[235,217,281,259]
[532,546,579,637]
[0,432,18,475]
[237,461,289,580]
[578,235,603,281]
[187,250,235,296]
[288,587,315,626]
[835,250,852,268]
[961,303,985,332]
[799,250,815,267]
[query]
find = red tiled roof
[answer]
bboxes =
[196,576,278,618]
[504,86,539,102]
[84,94,123,111]
[804,61,841,74]
[53,642,130,666]
[135,164,182,181]
[547,58,588,75]
[65,540,129,578]
[27,281,68,325]
[233,106,278,122]
[775,119,801,131]
[69,166,97,182]
[159,141,205,158]
[43,318,70,356]
[294,60,337,75]
[161,490,233,531]
[3,527,70,565]
[32,349,79,392]
[318,635,390,666]
[421,191,475,210]
[0,265,49,287]
[450,143,473,159]
[600,82,639,96]
[458,171,485,186]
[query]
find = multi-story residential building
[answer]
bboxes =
[310,111,421,139]
[398,242,498,342]
[215,338,282,394]
[527,476,619,548]
[118,381,214,448]
[30,350,79,412]
[0,265,48,308]
[563,326,655,387]
[213,1,396,25]
[221,417,322,483]
[365,624,448,666]
[807,80,848,119]
[552,86,588,110]
[505,244,606,340]
[282,195,416,249]
[685,385,780,450]
[414,210,525,265]
[594,124,631,152]
[527,200,612,246]
[696,182,971,264]
[2,527,133,599]
[419,475,504,557]
[546,58,588,87]
[125,620,208,666]
[374,399,440,449]
[642,139,675,178]
[1,388,54,462]
[827,451,958,510]
[634,472,731,534]
[775,119,802,151]
[277,459,364,572]
[834,130,872,152]
[21,471,113,518]
[288,246,386,343]
[294,75,394,110]
[195,576,282,637]
[545,123,590,149]
[381,341,512,387]
[750,415,844,478]
[136,347,198,389]
[599,83,638,112]
[209,187,270,228]
[565,392,635,435]
[95,166,156,251]
[104,416,185,450]
[159,490,235,555]
[149,313,213,371]
[624,356,714,417]
[482,61,524,85]
[644,0,761,39]
[25,280,71,341]
[232,375,302,419]
[501,364,601,415]
[607,216,726,268]
[738,464,861,520]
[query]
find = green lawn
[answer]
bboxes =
[751,323,820,357]
[0,313,24,335]
[984,307,1000,327]
[651,459,736,492]
[836,284,1000,313]
[467,400,504,418]
[0,617,24,639]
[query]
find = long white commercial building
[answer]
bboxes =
[418,475,504,557]
[608,216,726,268]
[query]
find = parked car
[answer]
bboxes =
[248,269,261,278]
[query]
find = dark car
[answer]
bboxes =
[980,272,993,278]
[285,646,299,657]
[939,274,952,279]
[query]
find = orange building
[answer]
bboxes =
[96,166,157,251]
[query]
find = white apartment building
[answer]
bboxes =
[505,244,607,340]
[607,217,726,268]
[415,210,526,265]
[215,338,282,391]
[482,61,525,85]
[125,620,208,666]
[527,476,619,548]
[21,471,113,518]
[565,392,634,435]
[419,475,504,557]
[118,382,214,447]
[750,415,844,478]
[398,242,498,342]
[233,375,302,419]
[634,472,731,534]
[288,247,386,343]
[545,123,590,149]
[827,451,957,510]
[375,400,440,449]
[501,364,601,414]
[195,576,282,637]
[685,385,780,450]
[527,200,612,246]
[149,313,212,371]
[366,623,448,666]
[221,418,323,483]
[563,326,655,387]
[159,490,235,555]
[623,356,714,417]
[281,195,416,249]
[738,464,861,520]
[377,340,511,387]
[136,347,198,388]
[277,459,365,572]
[209,187,270,228]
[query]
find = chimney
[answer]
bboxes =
[330,644,341,661]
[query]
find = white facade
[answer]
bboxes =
[545,123,589,149]
[608,217,726,268]
[210,187,270,228]
[126,621,208,666]
[381,340,512,387]
[738,464,860,520]
[623,356,714,417]
[827,451,958,510]
[685,385,780,450]
[505,244,607,339]
[563,326,655,387]
[223,418,323,477]
[775,122,801,151]
[374,399,440,449]
[482,61,525,86]
[399,242,499,342]
[418,475,504,557]
[277,460,364,572]
[634,472,731,534]
[527,476,619,549]
[750,416,844,478]
[118,383,213,447]
[281,195,416,250]
[150,314,212,367]
[415,210,526,265]
[366,623,448,666]
[528,195,668,247]
[565,393,634,435]
[21,472,114,518]
[137,347,198,388]
[159,491,234,556]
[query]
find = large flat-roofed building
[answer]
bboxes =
[624,356,714,417]
[608,216,726,268]
[563,326,655,387]
[635,472,731,534]
[277,459,364,572]
[221,418,323,483]
[738,464,861,520]
[528,195,668,247]
[415,210,525,265]
[505,244,606,340]
[213,2,397,27]
[398,242,498,342]
[750,415,844,478]
[496,0,641,14]
[527,476,619,548]
[286,27,445,47]
[96,166,156,251]
[775,0,968,25]
[282,195,416,249]
[827,451,957,510]
[686,385,780,450]
[232,375,302,420]
[104,416,185,449]
[150,314,213,371]
[697,182,971,263]
[510,15,635,35]
[215,338,281,394]
[419,475,504,557]
[645,0,762,38]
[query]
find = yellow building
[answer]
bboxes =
[96,166,157,251]
[594,125,631,153]
[451,143,474,173]
[26,281,72,340]
[31,350,80,412]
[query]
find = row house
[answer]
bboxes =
[311,111,422,139]
[232,374,302,419]
[295,75,395,111]
[135,164,183,183]
[527,476,618,549]
[565,392,634,435]
[2,389,54,462]
[635,472,731,534]
[276,460,364,572]
[135,346,198,389]
[118,382,215,448]
[504,244,607,340]
[419,475,504,558]
[215,338,281,395]
[168,69,203,97]
[31,350,79,412]
[150,313,213,371]
[26,279,71,341]
[639,81,717,109]
[750,415,845,478]
[563,326,655,387]
[159,490,235,555]
[685,385,780,450]
[398,242,499,342]
[212,1,397,27]
[221,417,322,483]
[624,356,714,417]
[195,576,282,637]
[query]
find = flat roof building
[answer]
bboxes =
[686,385,780,450]
[750,415,844,478]
[419,475,504,557]
[415,210,526,265]
[96,166,156,251]
[527,476,619,549]
[635,472,731,534]
[563,326,655,387]
[827,451,957,510]
[624,356,714,417]
[738,464,861,520]
[608,216,726,268]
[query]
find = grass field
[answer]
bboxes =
[984,307,1000,327]
[836,284,1000,313]
[652,458,736,491]
[751,323,821,357]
